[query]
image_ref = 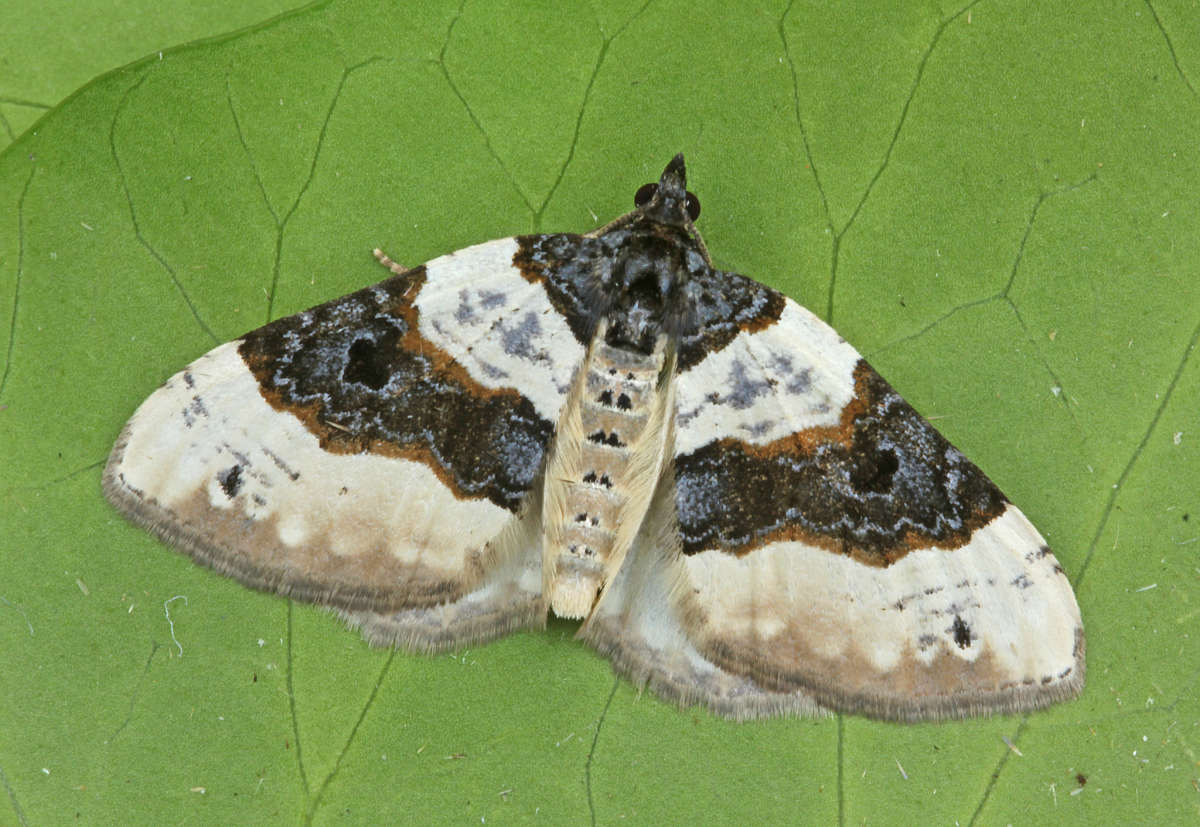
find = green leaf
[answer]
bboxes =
[2,0,1198,823]
[0,0,304,149]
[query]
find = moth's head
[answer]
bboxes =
[633,154,701,229]
[599,156,709,353]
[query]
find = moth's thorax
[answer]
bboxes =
[599,223,710,353]
[543,323,674,619]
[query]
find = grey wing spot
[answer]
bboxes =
[454,289,476,323]
[769,353,813,394]
[260,447,301,481]
[499,311,545,362]
[478,289,507,310]
[676,391,720,428]
[182,396,208,427]
[743,420,774,437]
[455,287,510,324]
[725,359,775,409]
[454,287,510,325]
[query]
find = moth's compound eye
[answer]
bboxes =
[634,182,657,208]
[685,191,701,221]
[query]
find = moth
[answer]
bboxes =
[104,155,1084,721]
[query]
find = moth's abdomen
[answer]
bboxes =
[543,327,674,618]
[564,344,658,553]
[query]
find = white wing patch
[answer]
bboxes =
[417,238,585,419]
[674,300,859,455]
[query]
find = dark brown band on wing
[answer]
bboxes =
[239,266,554,512]
[674,360,1009,565]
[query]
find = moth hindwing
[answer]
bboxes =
[105,154,1084,721]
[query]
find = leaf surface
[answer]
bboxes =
[2,1,1198,823]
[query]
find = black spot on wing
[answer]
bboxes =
[343,335,394,390]
[950,615,973,649]
[217,464,243,499]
